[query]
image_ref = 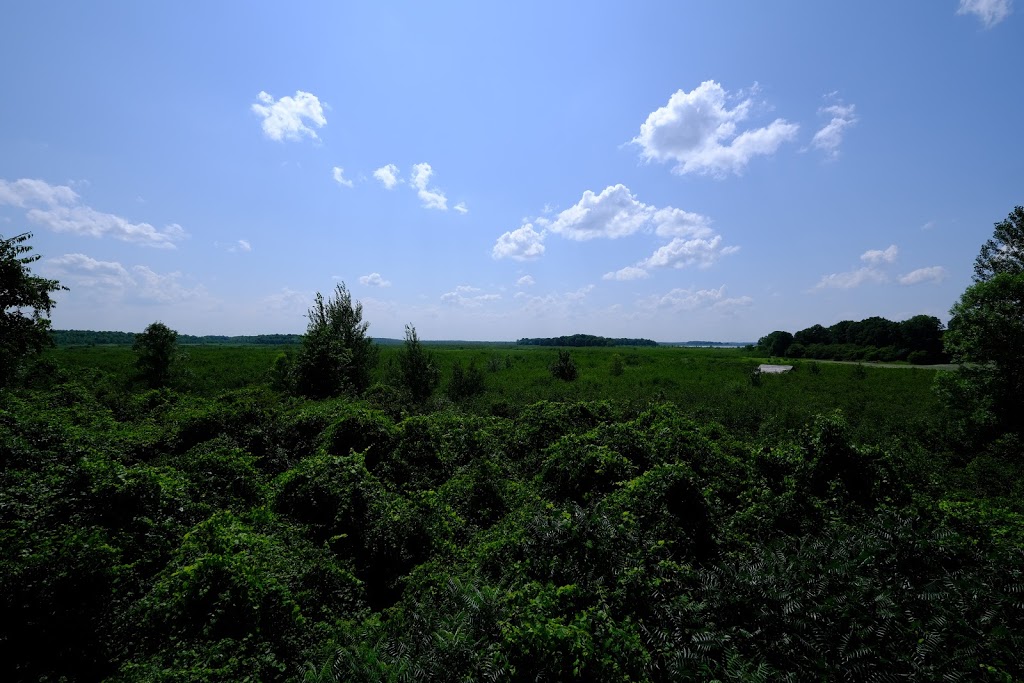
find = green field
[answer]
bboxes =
[49,343,944,444]
[4,340,1020,682]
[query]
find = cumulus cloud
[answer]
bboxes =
[331,166,354,188]
[544,185,712,241]
[509,184,732,277]
[957,0,1013,27]
[492,223,546,261]
[631,80,799,177]
[516,275,535,287]
[899,266,948,285]
[2,178,186,248]
[607,236,739,280]
[545,185,653,240]
[454,202,469,214]
[47,253,205,302]
[810,101,857,159]
[860,245,899,264]
[410,162,448,210]
[358,272,391,288]
[814,267,888,290]
[0,178,79,207]
[373,164,400,189]
[251,90,326,142]
[642,235,739,270]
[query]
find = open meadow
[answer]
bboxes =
[50,343,945,445]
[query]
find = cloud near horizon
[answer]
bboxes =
[47,253,207,303]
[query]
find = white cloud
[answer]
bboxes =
[639,285,747,313]
[632,80,799,177]
[651,207,714,238]
[454,202,469,214]
[957,0,1012,27]
[331,166,354,188]
[810,102,857,159]
[640,235,739,271]
[860,244,899,264]
[543,184,713,242]
[441,286,501,307]
[516,275,535,287]
[373,164,400,189]
[603,266,650,281]
[46,253,205,302]
[28,205,186,249]
[3,178,187,249]
[492,223,546,261]
[47,253,133,289]
[546,184,653,240]
[411,162,448,210]
[899,266,948,285]
[229,239,252,253]
[359,272,392,287]
[251,90,326,142]
[921,220,936,231]
[0,178,79,207]
[814,266,888,290]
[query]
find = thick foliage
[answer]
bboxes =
[0,232,65,386]
[294,283,378,398]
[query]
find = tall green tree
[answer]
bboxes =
[294,283,378,398]
[943,272,1024,429]
[757,330,793,357]
[0,232,66,386]
[397,323,439,403]
[973,205,1024,282]
[133,321,179,388]
[940,205,1024,436]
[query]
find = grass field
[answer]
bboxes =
[48,343,946,444]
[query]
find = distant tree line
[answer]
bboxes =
[758,314,948,364]
[51,330,304,346]
[517,334,657,347]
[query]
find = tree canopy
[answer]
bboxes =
[294,283,378,398]
[973,205,1024,283]
[0,232,66,386]
[133,321,180,388]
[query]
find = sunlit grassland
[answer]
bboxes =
[49,343,946,444]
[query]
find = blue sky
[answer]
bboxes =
[1,1,1021,341]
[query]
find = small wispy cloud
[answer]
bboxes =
[332,166,354,188]
[899,266,947,285]
[810,99,857,160]
[957,0,1013,27]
